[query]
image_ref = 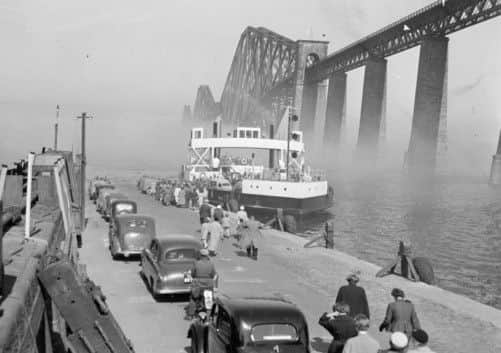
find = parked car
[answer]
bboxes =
[109,214,155,259]
[89,178,111,201]
[108,200,138,236]
[140,234,202,298]
[103,192,127,220]
[188,296,310,353]
[110,199,137,219]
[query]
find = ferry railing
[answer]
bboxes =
[243,167,327,182]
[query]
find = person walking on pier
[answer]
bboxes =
[214,204,224,223]
[221,212,231,239]
[208,218,223,256]
[201,217,211,249]
[318,302,357,353]
[199,198,211,225]
[335,272,370,319]
[238,216,263,259]
[379,288,421,337]
[342,314,380,353]
[237,205,248,223]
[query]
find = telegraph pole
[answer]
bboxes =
[54,105,60,150]
[76,112,92,241]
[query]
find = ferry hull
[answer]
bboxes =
[208,189,333,215]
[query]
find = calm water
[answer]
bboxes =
[302,174,501,309]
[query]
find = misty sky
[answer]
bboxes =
[1,0,500,174]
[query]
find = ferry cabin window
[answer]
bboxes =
[239,130,245,138]
[253,130,259,138]
[233,130,237,138]
[246,130,252,138]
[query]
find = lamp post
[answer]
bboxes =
[76,112,92,240]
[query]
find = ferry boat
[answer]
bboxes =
[182,117,334,221]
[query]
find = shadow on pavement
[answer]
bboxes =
[234,250,248,257]
[311,337,329,352]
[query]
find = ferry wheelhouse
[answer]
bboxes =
[183,119,334,218]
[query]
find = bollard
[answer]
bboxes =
[324,220,334,249]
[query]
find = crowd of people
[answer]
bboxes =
[198,198,263,260]
[148,179,209,209]
[319,272,435,353]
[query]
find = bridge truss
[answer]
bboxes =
[192,85,220,121]
[306,0,501,82]
[220,27,298,125]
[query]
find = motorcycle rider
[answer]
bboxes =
[186,248,217,319]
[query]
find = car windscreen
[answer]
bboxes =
[164,248,197,262]
[126,219,152,231]
[116,203,134,214]
[250,324,298,343]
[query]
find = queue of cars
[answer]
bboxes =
[89,177,313,352]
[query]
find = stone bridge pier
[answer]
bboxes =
[407,36,448,175]
[356,57,388,162]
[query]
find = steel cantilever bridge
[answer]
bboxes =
[187,0,501,173]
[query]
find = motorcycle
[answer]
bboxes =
[184,272,217,321]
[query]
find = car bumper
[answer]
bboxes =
[117,250,142,257]
[153,280,191,295]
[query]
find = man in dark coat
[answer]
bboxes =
[318,302,357,353]
[379,288,421,337]
[335,272,370,319]
[213,204,224,223]
[199,198,211,224]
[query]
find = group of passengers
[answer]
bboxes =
[153,179,209,209]
[320,272,435,353]
[198,199,263,260]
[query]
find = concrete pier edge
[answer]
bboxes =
[264,227,501,329]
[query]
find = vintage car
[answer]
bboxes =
[188,296,310,353]
[103,192,128,220]
[109,214,155,259]
[140,234,202,298]
[96,187,115,213]
[108,199,138,236]
[89,179,111,201]
[110,199,137,219]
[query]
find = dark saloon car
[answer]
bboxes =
[188,296,310,353]
[110,199,137,219]
[140,234,202,298]
[109,214,156,259]
[103,192,128,220]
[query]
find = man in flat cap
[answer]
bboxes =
[379,288,421,337]
[335,271,370,319]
